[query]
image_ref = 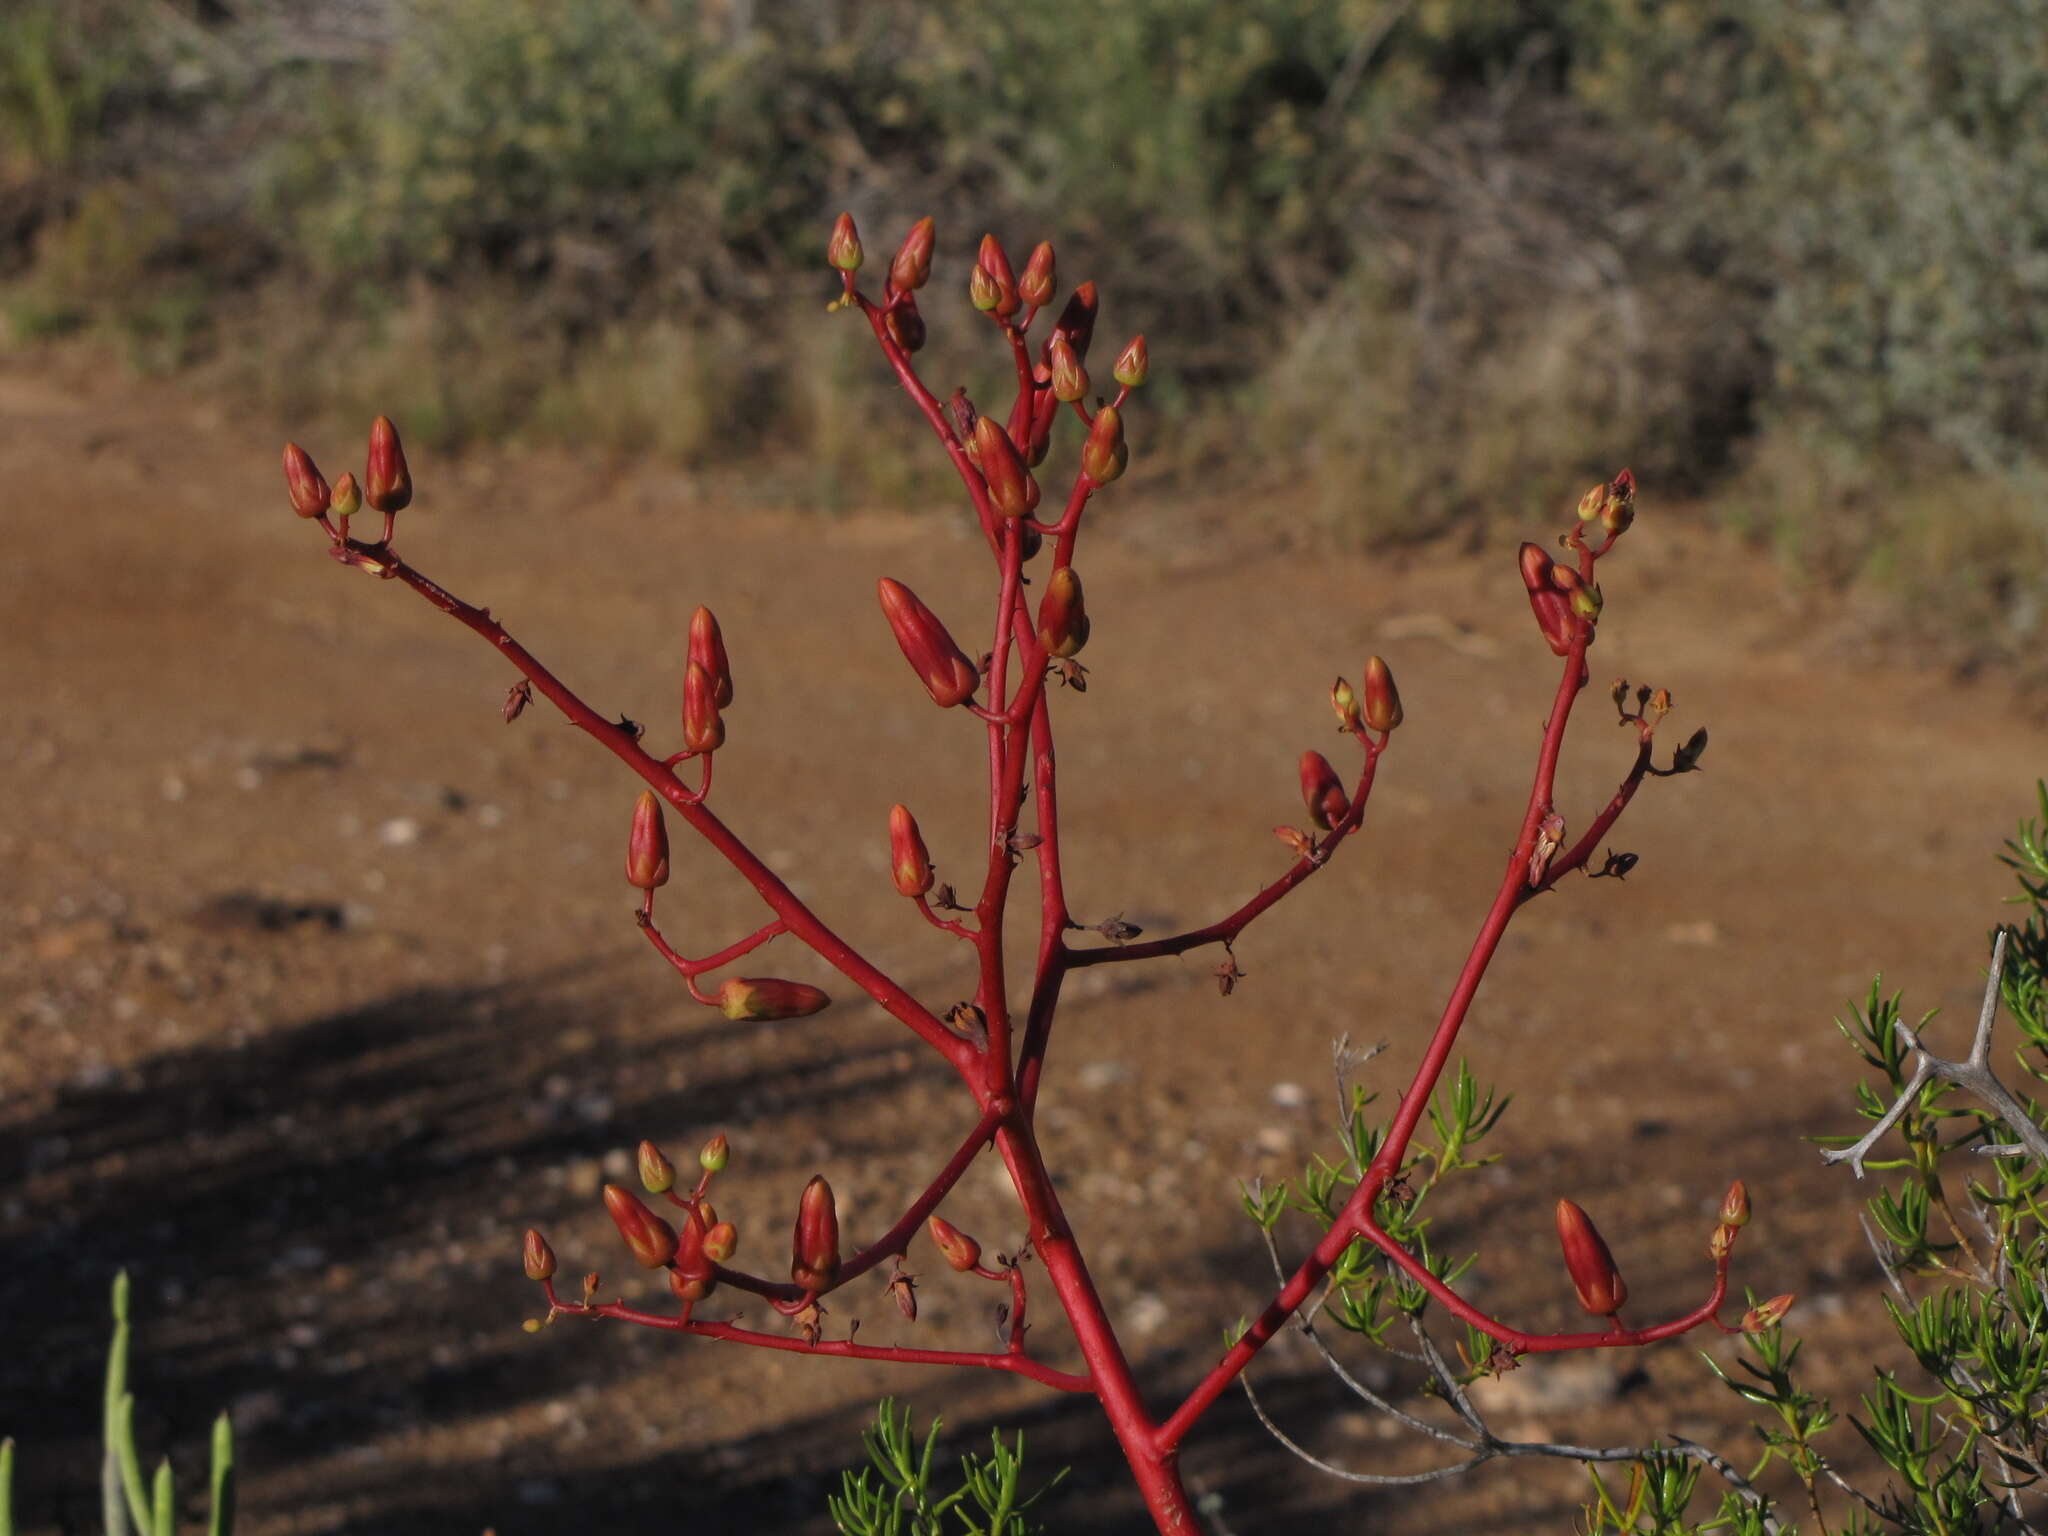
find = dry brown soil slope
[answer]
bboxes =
[2,363,2042,1533]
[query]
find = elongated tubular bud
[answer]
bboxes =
[827,212,863,272]
[791,1175,841,1290]
[890,216,935,291]
[1332,677,1361,732]
[1555,1199,1628,1317]
[523,1228,557,1281]
[682,660,725,752]
[1019,240,1056,308]
[877,578,979,707]
[1112,335,1148,388]
[1049,335,1088,403]
[889,804,934,897]
[1043,281,1098,367]
[1719,1179,1750,1229]
[1518,542,1576,656]
[1299,750,1349,831]
[625,791,670,890]
[1081,403,1127,485]
[976,233,1019,317]
[604,1184,679,1269]
[688,605,734,707]
[329,471,362,519]
[717,976,830,1021]
[364,415,412,514]
[1362,655,1403,732]
[928,1215,981,1273]
[1036,566,1090,658]
[973,416,1033,519]
[282,443,331,519]
[884,301,926,354]
[1741,1293,1795,1332]
[699,1132,730,1172]
[638,1139,676,1195]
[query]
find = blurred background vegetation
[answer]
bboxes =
[3,0,2043,654]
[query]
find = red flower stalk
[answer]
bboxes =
[1037,567,1090,658]
[827,211,864,272]
[975,233,1020,318]
[1019,240,1056,309]
[1555,1199,1628,1317]
[1299,751,1349,832]
[625,790,670,890]
[1081,404,1127,485]
[889,216,935,292]
[1519,542,1575,656]
[638,1139,676,1194]
[1049,335,1088,403]
[1113,335,1149,388]
[281,443,330,519]
[682,660,725,753]
[791,1175,841,1291]
[1362,655,1403,733]
[698,1132,729,1173]
[364,415,412,514]
[522,1228,556,1282]
[716,976,831,1021]
[889,804,934,897]
[973,416,1035,519]
[928,1215,982,1273]
[603,1183,680,1269]
[877,578,979,707]
[688,605,734,708]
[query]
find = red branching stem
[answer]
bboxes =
[638,914,786,995]
[913,895,977,940]
[366,547,975,1076]
[1531,732,1654,894]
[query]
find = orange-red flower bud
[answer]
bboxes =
[1362,655,1402,733]
[827,211,863,272]
[1578,481,1606,521]
[1299,750,1349,831]
[973,416,1034,519]
[682,660,725,753]
[638,1139,676,1194]
[1043,281,1098,367]
[968,263,1002,312]
[1036,566,1090,658]
[717,976,830,1022]
[890,216,935,292]
[688,605,734,708]
[1555,1199,1628,1317]
[523,1228,557,1281]
[975,233,1019,317]
[603,1183,679,1269]
[702,1220,737,1264]
[1741,1293,1795,1332]
[1018,240,1056,309]
[282,442,331,519]
[1081,404,1127,485]
[1112,335,1148,388]
[328,471,362,519]
[889,804,934,897]
[364,415,412,514]
[1049,335,1088,403]
[625,790,670,890]
[1519,542,1576,656]
[699,1132,730,1173]
[877,578,979,707]
[1331,677,1361,732]
[928,1215,982,1273]
[1719,1179,1750,1229]
[791,1175,841,1291]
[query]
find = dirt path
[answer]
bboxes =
[2,362,2041,1533]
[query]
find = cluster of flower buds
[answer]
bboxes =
[280,415,410,534]
[927,1215,982,1273]
[877,578,980,708]
[1328,656,1402,736]
[889,804,934,897]
[1554,1198,1628,1318]
[791,1175,841,1292]
[1577,468,1637,536]
[1519,544,1598,656]
[683,605,733,753]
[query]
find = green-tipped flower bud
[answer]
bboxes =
[975,233,1019,318]
[282,442,331,519]
[364,415,412,514]
[1049,335,1088,403]
[638,1139,676,1195]
[1112,335,1149,388]
[1741,1293,1795,1333]
[689,605,734,708]
[791,1175,841,1291]
[1018,240,1056,309]
[625,790,670,890]
[890,216,936,291]
[699,1132,730,1173]
[1555,1199,1628,1317]
[1331,677,1361,732]
[1362,655,1403,733]
[877,578,980,707]
[1719,1179,1750,1229]
[1299,750,1349,831]
[889,804,934,897]
[682,660,725,753]
[717,977,831,1022]
[523,1228,557,1281]
[603,1183,679,1269]
[973,416,1034,519]
[1081,404,1127,485]
[328,471,362,520]
[1577,481,1606,521]
[969,263,1002,312]
[827,212,863,272]
[928,1215,981,1273]
[1036,566,1090,658]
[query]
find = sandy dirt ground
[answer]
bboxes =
[2,358,2042,1534]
